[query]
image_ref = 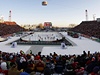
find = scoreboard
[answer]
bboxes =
[44,22,52,28]
[44,22,52,26]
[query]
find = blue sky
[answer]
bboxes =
[0,0,100,27]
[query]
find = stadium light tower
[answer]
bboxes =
[85,10,88,21]
[1,15,4,23]
[93,14,96,20]
[9,10,11,21]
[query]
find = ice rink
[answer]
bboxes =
[22,32,62,41]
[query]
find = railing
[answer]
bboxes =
[14,38,72,45]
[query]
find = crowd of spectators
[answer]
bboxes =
[0,50,100,75]
[0,23,25,37]
[71,21,100,39]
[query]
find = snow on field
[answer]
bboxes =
[0,32,100,55]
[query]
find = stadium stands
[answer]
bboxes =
[71,21,100,39]
[0,50,100,75]
[0,22,26,37]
